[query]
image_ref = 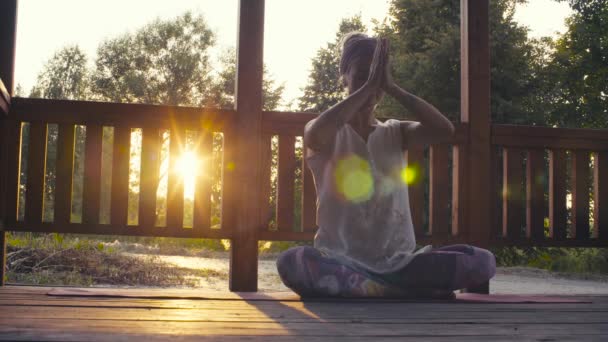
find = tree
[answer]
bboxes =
[545,0,608,128]
[30,45,90,100]
[298,16,367,113]
[92,12,214,106]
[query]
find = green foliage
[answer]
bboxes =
[298,15,367,112]
[545,0,608,128]
[30,45,90,100]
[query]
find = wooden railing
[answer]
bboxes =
[4,98,234,240]
[491,125,608,247]
[4,98,607,250]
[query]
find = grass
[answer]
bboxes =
[4,232,608,287]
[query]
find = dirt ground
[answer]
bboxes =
[127,253,608,294]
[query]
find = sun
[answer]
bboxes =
[175,151,200,199]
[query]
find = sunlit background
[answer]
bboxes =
[14,0,571,107]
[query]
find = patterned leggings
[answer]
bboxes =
[276,244,496,298]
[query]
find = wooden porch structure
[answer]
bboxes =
[0,0,607,295]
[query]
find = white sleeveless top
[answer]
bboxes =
[306,118,432,274]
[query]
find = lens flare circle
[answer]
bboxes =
[334,155,374,203]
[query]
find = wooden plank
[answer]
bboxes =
[302,147,317,233]
[451,145,467,238]
[502,148,524,240]
[0,78,9,114]
[193,129,213,235]
[277,135,295,231]
[571,150,590,240]
[221,124,236,234]
[493,124,608,142]
[167,129,185,230]
[54,123,75,225]
[526,149,545,240]
[429,144,450,238]
[82,125,103,224]
[2,120,21,225]
[461,0,491,248]
[230,0,265,292]
[10,97,235,129]
[110,126,131,227]
[258,133,272,231]
[139,127,161,229]
[549,149,567,240]
[0,1,17,99]
[594,152,608,240]
[489,146,502,239]
[492,134,608,151]
[262,111,469,144]
[24,122,48,225]
[406,146,425,237]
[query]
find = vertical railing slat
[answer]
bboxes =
[82,125,103,224]
[24,122,47,225]
[407,146,425,237]
[429,144,450,238]
[502,148,524,240]
[594,152,607,240]
[167,129,184,230]
[277,135,295,231]
[549,149,567,240]
[3,120,21,224]
[111,126,131,227]
[258,133,272,231]
[54,123,75,225]
[526,149,545,240]
[302,146,317,233]
[221,124,236,234]
[571,150,590,240]
[139,127,160,229]
[451,145,467,238]
[193,129,213,235]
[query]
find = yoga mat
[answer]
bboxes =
[47,288,591,303]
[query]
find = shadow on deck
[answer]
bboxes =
[1,286,607,341]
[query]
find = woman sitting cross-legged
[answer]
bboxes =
[276,33,496,298]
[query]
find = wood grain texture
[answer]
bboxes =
[461,0,491,248]
[594,152,608,240]
[277,135,295,232]
[230,0,265,292]
[110,126,131,227]
[193,129,213,235]
[407,146,426,237]
[24,122,48,225]
[502,148,524,240]
[258,133,272,231]
[139,127,161,230]
[549,149,567,240]
[302,148,317,233]
[429,144,450,238]
[54,123,75,225]
[526,149,545,240]
[82,125,103,224]
[2,120,21,225]
[451,145,467,238]
[571,150,590,240]
[167,129,185,230]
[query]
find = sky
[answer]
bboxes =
[14,0,572,106]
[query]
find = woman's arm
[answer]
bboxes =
[304,40,385,153]
[382,43,455,148]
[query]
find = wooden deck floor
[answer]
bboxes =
[1,286,607,341]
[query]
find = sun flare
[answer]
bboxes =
[175,151,200,199]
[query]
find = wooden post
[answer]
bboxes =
[460,0,491,248]
[0,0,18,286]
[461,0,491,294]
[230,0,265,291]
